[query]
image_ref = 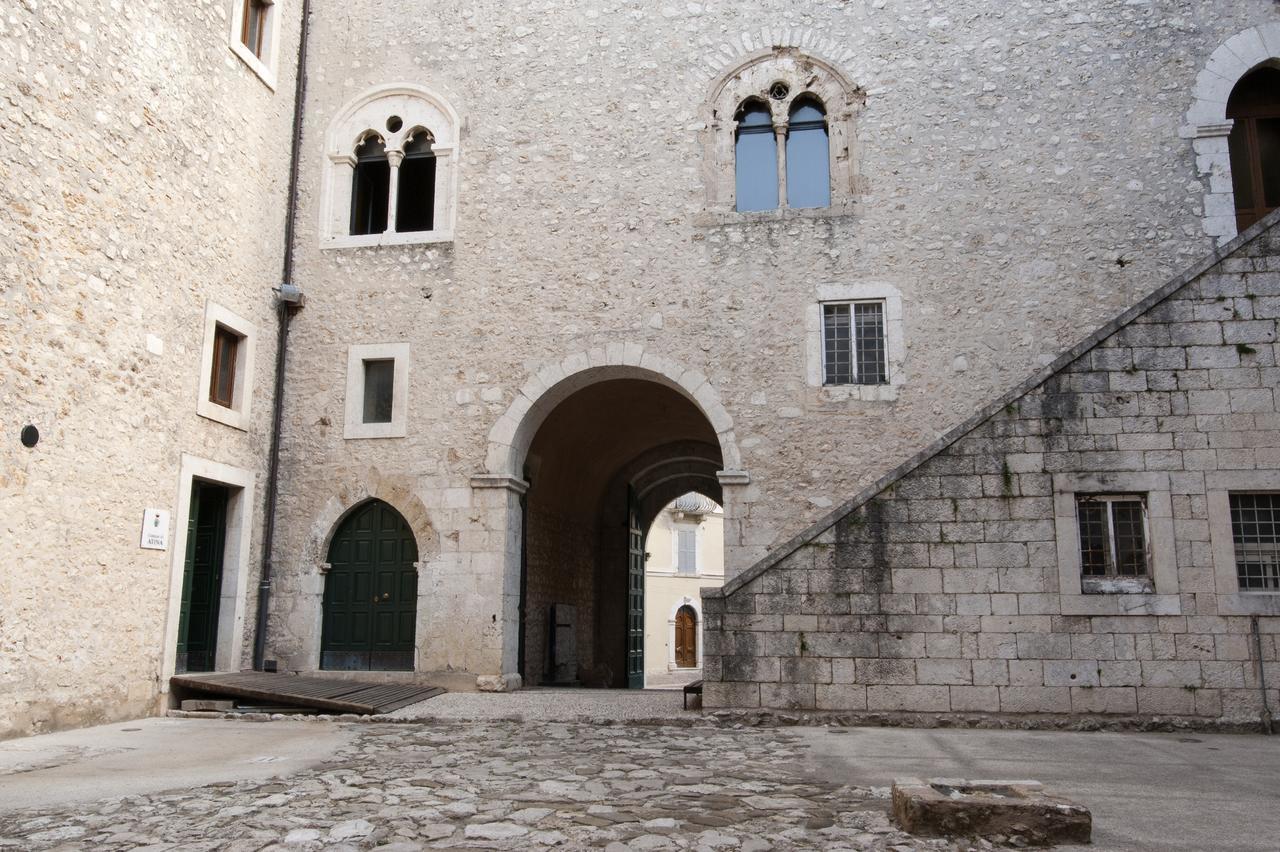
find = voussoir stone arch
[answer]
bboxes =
[1182,24,1280,244]
[303,468,439,571]
[481,345,744,480]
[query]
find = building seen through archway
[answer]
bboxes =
[519,379,724,689]
[641,493,724,688]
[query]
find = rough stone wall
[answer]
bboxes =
[268,1,1280,682]
[0,1,298,738]
[702,215,1280,725]
[523,505,597,685]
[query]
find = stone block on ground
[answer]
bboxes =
[891,777,1091,846]
[180,699,234,712]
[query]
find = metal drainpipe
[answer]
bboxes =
[253,0,312,671]
[1252,616,1273,735]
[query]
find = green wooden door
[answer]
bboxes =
[177,483,229,673]
[627,496,645,689]
[321,500,418,671]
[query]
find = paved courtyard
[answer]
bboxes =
[1,695,1278,851]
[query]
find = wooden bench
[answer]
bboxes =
[683,679,703,710]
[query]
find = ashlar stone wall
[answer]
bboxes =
[702,213,1280,727]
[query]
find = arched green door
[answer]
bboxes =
[321,500,418,671]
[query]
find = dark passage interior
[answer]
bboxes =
[521,378,723,688]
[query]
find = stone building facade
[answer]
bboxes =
[1,1,300,738]
[703,217,1280,726]
[3,1,1280,737]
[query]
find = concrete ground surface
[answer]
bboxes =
[0,718,353,811]
[0,699,1275,850]
[796,725,1280,852]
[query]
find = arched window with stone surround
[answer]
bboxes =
[703,48,863,215]
[1183,24,1280,243]
[321,84,460,248]
[1227,66,1280,232]
[786,96,831,209]
[734,99,778,212]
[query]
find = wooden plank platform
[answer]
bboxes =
[169,671,445,715]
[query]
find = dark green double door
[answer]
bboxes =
[177,482,230,674]
[321,500,418,671]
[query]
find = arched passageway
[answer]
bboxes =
[520,378,723,688]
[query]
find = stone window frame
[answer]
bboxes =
[227,0,281,91]
[1052,472,1181,616]
[344,342,410,439]
[804,282,905,403]
[159,454,256,691]
[1181,24,1280,244]
[320,84,460,249]
[1207,470,1280,615]
[196,302,256,431]
[700,47,864,221]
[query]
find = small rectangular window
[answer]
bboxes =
[241,0,269,58]
[1076,495,1152,593]
[677,528,697,574]
[1230,493,1280,591]
[822,301,887,386]
[209,325,240,409]
[362,359,395,424]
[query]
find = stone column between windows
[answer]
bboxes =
[384,149,404,234]
[773,120,789,209]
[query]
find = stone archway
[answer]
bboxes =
[268,469,439,674]
[473,347,747,685]
[1182,24,1280,243]
[479,345,744,479]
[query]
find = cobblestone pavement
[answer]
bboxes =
[0,720,996,851]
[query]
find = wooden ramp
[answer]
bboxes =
[170,671,444,714]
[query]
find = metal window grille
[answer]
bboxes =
[1229,492,1280,591]
[677,528,697,574]
[854,302,887,385]
[1075,495,1150,578]
[822,301,887,386]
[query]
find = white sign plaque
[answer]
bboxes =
[140,508,170,550]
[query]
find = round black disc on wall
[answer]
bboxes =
[20,425,39,448]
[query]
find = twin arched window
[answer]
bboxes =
[734,95,832,212]
[350,127,437,236]
[322,85,458,247]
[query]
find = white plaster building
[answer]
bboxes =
[643,494,725,687]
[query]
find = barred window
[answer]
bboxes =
[1229,493,1280,591]
[1076,495,1152,592]
[822,301,887,386]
